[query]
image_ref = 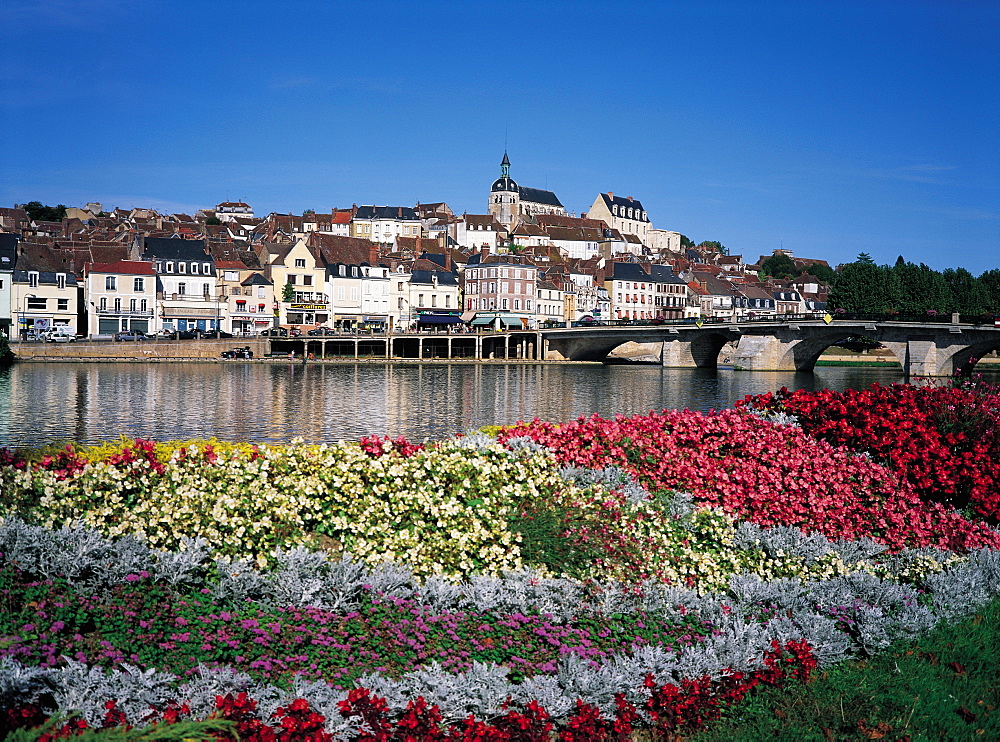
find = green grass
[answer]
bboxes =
[689,601,1000,741]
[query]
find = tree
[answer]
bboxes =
[303,209,316,215]
[759,253,798,279]
[827,253,899,313]
[807,263,838,285]
[23,201,67,222]
[891,258,951,315]
[205,215,222,226]
[282,281,295,302]
[942,268,992,316]
[979,269,1000,313]
[679,235,694,249]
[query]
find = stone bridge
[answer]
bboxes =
[539,319,1000,376]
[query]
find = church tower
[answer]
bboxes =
[488,151,520,228]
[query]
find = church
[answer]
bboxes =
[488,152,566,228]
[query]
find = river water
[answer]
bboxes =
[0,361,914,448]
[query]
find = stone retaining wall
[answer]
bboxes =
[12,339,269,361]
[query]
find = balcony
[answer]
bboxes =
[94,307,154,316]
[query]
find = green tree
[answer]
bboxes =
[979,269,1000,313]
[679,235,694,249]
[942,268,992,316]
[806,263,837,285]
[282,281,295,302]
[827,253,899,313]
[760,253,798,279]
[891,257,951,315]
[23,201,67,222]
[303,209,316,215]
[204,215,222,226]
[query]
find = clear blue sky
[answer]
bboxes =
[2,0,997,274]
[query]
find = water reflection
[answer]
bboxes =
[0,362,910,447]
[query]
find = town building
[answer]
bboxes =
[586,192,652,244]
[84,260,157,336]
[488,153,566,228]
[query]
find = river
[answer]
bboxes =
[0,361,920,449]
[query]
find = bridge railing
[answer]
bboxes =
[555,313,999,329]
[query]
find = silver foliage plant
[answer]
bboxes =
[4,518,1000,731]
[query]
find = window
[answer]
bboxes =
[166,262,174,273]
[258,287,265,298]
[418,293,424,306]
[178,283,186,295]
[106,276,117,291]
[295,258,306,268]
[445,295,451,308]
[130,299,136,312]
[57,299,68,311]
[502,298,508,310]
[114,298,121,312]
[513,299,520,311]
[303,275,313,287]
[397,281,404,291]
[140,299,147,312]
[224,271,238,281]
[288,274,297,285]
[203,283,210,296]
[134,277,144,292]
[203,263,210,274]
[191,263,199,275]
[337,286,345,301]
[99,298,107,310]
[431,295,437,307]
[56,274,66,289]
[231,286,240,295]
[178,263,186,274]
[398,297,404,309]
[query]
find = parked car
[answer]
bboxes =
[307,327,338,336]
[221,346,254,359]
[260,327,289,337]
[43,326,77,343]
[114,330,149,342]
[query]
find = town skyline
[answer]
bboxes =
[2,1,997,275]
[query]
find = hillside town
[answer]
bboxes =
[0,155,833,341]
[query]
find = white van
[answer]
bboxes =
[44,325,77,343]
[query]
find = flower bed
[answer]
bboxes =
[738,381,1000,521]
[4,383,1000,738]
[499,407,1000,552]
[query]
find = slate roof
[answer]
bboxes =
[353,205,419,221]
[0,233,17,270]
[241,272,273,286]
[141,237,211,262]
[518,186,563,208]
[599,193,648,220]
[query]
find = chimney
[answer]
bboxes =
[397,206,402,218]
[369,243,378,265]
[607,192,613,200]
[628,196,633,202]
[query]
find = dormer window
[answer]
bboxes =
[28,271,39,288]
[166,262,174,273]
[178,263,186,274]
[203,263,210,274]
[56,273,66,289]
[191,263,199,275]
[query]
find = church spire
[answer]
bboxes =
[500,151,511,179]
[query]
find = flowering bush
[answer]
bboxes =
[500,409,1000,552]
[741,382,1000,521]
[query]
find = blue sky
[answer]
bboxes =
[2,0,997,274]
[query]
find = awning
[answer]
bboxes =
[471,314,524,328]
[418,314,463,324]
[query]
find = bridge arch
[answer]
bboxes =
[950,337,1000,375]
[777,329,906,372]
